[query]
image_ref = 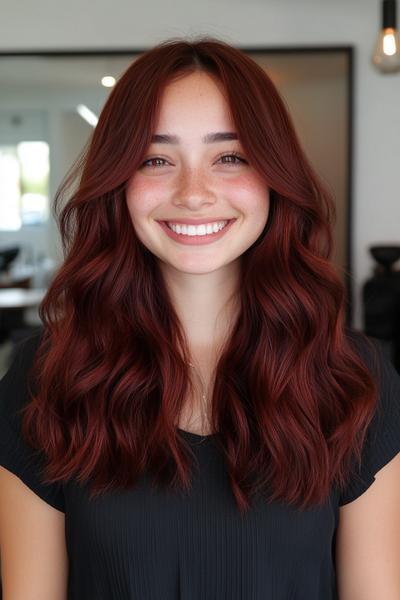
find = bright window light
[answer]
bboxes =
[0,141,49,230]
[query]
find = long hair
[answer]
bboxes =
[19,36,380,513]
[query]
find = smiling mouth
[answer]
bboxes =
[157,218,237,243]
[165,220,231,235]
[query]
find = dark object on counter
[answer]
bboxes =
[0,246,20,274]
[363,245,400,371]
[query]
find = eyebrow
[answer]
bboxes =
[150,132,239,144]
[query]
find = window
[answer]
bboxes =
[0,141,49,230]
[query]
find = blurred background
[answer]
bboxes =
[0,0,399,376]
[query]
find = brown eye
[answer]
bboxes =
[217,153,247,165]
[141,157,169,168]
[140,152,247,169]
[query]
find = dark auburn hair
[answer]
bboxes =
[19,36,380,514]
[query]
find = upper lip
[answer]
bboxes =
[159,217,236,225]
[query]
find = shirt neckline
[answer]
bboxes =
[177,427,218,441]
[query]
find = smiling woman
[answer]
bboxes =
[125,69,269,271]
[0,36,399,600]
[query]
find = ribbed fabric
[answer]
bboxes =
[0,331,399,599]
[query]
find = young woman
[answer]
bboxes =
[0,37,399,600]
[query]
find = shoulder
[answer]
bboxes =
[0,328,44,421]
[335,330,400,595]
[339,328,400,506]
[0,327,65,512]
[10,329,44,368]
[344,326,381,371]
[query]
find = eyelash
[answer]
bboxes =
[140,151,247,169]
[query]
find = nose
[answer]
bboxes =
[172,166,217,210]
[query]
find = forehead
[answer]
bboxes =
[153,71,236,136]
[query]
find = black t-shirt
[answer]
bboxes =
[1,329,399,599]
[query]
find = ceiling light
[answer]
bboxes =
[372,0,400,73]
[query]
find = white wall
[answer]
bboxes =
[0,0,399,329]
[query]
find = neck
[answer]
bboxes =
[160,259,241,352]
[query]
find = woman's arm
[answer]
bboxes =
[0,466,68,600]
[335,452,400,600]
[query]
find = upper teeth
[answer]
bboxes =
[167,221,229,236]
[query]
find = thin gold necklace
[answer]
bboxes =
[187,361,212,438]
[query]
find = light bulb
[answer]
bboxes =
[372,27,400,72]
[372,0,400,73]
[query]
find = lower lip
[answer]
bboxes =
[157,219,237,245]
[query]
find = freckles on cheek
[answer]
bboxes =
[229,175,266,205]
[126,181,160,216]
[229,172,261,191]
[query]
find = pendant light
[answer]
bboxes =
[372,0,400,72]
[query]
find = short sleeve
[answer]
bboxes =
[0,332,65,512]
[339,332,400,506]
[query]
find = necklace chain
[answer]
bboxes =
[187,360,211,436]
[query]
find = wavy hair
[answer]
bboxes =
[19,36,380,513]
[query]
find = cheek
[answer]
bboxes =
[125,178,160,219]
[227,175,269,217]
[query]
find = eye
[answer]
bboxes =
[216,152,247,166]
[140,157,170,169]
[139,151,248,169]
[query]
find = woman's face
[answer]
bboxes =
[125,70,270,275]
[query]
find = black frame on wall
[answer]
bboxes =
[0,45,354,325]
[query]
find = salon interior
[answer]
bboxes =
[0,0,400,377]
